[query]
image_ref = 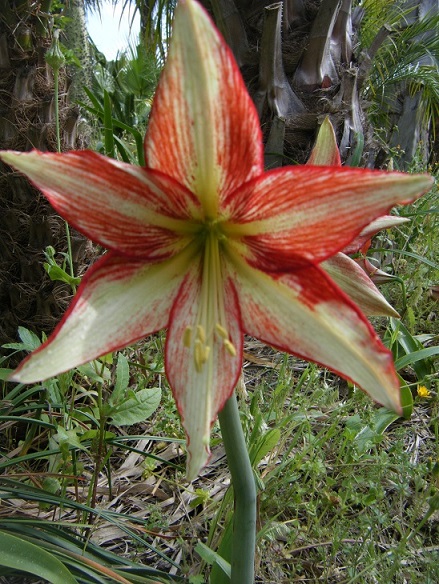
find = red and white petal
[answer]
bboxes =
[144,0,263,217]
[343,215,410,255]
[1,150,200,259]
[322,253,399,317]
[224,167,433,270]
[228,255,402,413]
[11,250,194,384]
[165,263,243,480]
[307,117,341,167]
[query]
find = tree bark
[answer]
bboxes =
[0,0,92,353]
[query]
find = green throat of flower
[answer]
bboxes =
[183,227,237,373]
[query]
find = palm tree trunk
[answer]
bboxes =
[0,0,90,353]
[205,0,437,170]
[203,0,364,166]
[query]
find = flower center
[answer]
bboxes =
[183,226,236,372]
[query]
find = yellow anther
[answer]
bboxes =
[183,326,192,348]
[194,339,211,372]
[215,323,228,339]
[224,339,237,357]
[196,325,206,344]
[203,345,211,362]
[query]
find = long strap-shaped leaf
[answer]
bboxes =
[0,531,78,584]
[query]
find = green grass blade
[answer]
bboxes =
[370,247,439,270]
[196,541,231,579]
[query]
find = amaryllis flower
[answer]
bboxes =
[308,117,408,317]
[0,0,433,479]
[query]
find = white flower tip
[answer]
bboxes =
[408,174,435,197]
[185,440,211,482]
[378,387,403,416]
[9,352,55,385]
[0,150,20,166]
[9,367,41,385]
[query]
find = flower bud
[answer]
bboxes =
[45,30,65,72]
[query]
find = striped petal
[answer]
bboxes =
[228,254,402,413]
[343,215,410,255]
[224,168,433,270]
[165,261,243,480]
[144,0,263,217]
[11,249,196,384]
[1,150,201,260]
[322,253,399,317]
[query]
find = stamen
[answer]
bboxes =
[224,339,237,357]
[194,338,211,372]
[215,323,228,339]
[183,326,192,348]
[194,339,204,372]
[196,325,206,344]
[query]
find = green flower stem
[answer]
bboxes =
[53,67,75,283]
[53,68,61,154]
[218,391,256,584]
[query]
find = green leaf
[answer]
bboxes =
[45,263,81,288]
[76,362,111,383]
[210,518,233,584]
[0,368,13,381]
[346,131,364,167]
[18,327,42,350]
[373,408,400,435]
[250,428,281,467]
[2,327,42,352]
[42,477,61,495]
[390,318,435,381]
[114,134,131,163]
[395,346,439,370]
[98,352,113,365]
[0,531,78,584]
[81,429,116,442]
[103,89,115,158]
[78,95,146,166]
[81,87,103,112]
[110,388,161,426]
[400,380,413,420]
[195,542,231,579]
[371,248,439,270]
[111,353,130,405]
[54,427,87,452]
[350,408,400,453]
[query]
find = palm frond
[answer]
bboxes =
[364,9,439,132]
[114,0,177,56]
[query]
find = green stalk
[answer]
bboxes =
[218,392,256,584]
[53,68,61,154]
[46,32,75,286]
[54,70,75,284]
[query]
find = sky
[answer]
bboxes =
[86,1,140,60]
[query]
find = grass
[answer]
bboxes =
[0,174,438,583]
